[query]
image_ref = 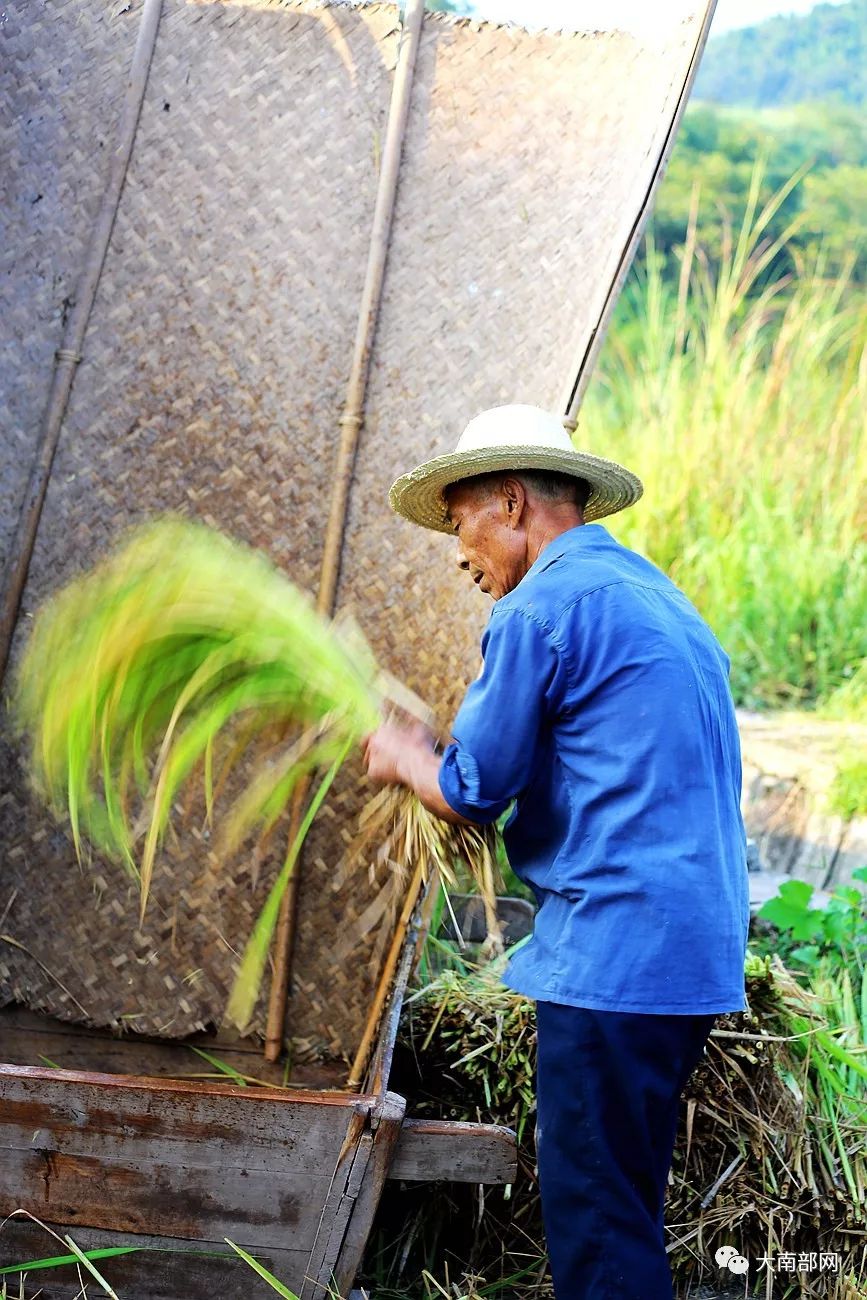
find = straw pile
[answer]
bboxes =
[12,517,499,1029]
[379,956,867,1299]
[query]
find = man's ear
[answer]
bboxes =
[500,477,527,530]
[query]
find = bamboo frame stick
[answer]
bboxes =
[0,0,164,686]
[263,0,426,1065]
[262,782,307,1061]
[346,861,426,1092]
[316,0,426,617]
[558,0,718,430]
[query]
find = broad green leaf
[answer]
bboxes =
[759,880,823,939]
[788,944,821,968]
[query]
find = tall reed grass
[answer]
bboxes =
[583,168,867,710]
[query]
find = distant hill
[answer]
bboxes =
[695,0,867,107]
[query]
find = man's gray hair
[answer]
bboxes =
[453,469,592,511]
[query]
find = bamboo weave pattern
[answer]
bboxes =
[1,0,703,1059]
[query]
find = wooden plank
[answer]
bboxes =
[0,1062,363,1109]
[0,1006,346,1090]
[0,1066,371,1143]
[390,1118,517,1185]
[333,1091,406,1295]
[298,1105,370,1300]
[0,1146,332,1248]
[0,1218,312,1299]
[302,1126,375,1299]
[0,1068,374,1248]
[0,1084,368,1174]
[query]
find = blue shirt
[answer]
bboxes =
[438,524,749,1015]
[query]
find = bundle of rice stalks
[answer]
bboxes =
[376,957,867,1299]
[12,517,497,1029]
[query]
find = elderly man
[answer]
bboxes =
[364,404,749,1300]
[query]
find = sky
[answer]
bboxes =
[468,0,847,35]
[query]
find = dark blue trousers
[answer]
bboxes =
[535,1002,714,1300]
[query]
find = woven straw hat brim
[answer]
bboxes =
[389,445,643,533]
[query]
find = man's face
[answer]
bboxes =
[445,480,526,600]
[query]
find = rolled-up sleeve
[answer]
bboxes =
[438,608,565,822]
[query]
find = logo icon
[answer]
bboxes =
[715,1246,749,1275]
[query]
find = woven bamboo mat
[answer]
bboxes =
[1,0,704,1060]
[1,0,397,1057]
[340,13,698,708]
[0,0,138,571]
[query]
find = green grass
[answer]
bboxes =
[583,165,867,711]
[225,1241,300,1298]
[823,661,867,817]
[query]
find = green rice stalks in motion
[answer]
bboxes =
[13,517,497,1030]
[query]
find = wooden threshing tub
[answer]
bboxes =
[0,0,715,1293]
[0,891,518,1297]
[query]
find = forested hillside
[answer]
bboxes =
[695,0,866,107]
[652,102,867,282]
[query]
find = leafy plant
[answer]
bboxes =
[823,665,867,819]
[648,97,867,287]
[757,869,867,971]
[829,757,867,821]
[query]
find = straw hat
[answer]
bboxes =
[389,404,643,533]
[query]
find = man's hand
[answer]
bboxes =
[363,721,435,787]
[361,721,472,826]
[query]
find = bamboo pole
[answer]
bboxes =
[558,0,717,431]
[263,0,426,1063]
[316,0,426,616]
[367,872,435,1096]
[346,861,425,1092]
[0,0,164,686]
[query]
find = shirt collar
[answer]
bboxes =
[531,523,605,576]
